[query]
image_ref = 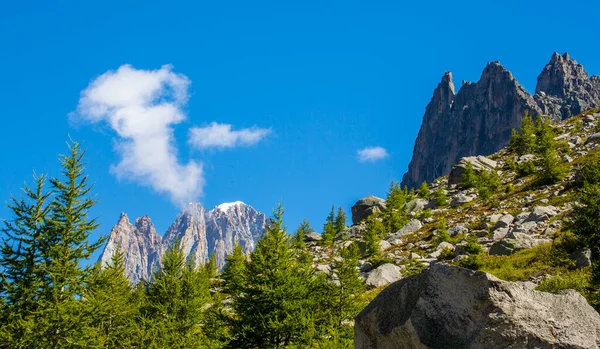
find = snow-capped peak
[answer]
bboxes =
[216,201,245,212]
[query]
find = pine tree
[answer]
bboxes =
[535,115,557,152]
[362,215,383,257]
[230,204,321,348]
[382,181,409,233]
[292,219,313,264]
[328,242,364,329]
[221,244,247,296]
[433,187,449,207]
[82,247,138,348]
[536,147,566,185]
[0,173,52,347]
[145,242,211,347]
[36,141,105,348]
[418,181,430,198]
[293,219,312,250]
[459,163,478,190]
[204,252,218,280]
[509,111,537,156]
[570,183,600,259]
[334,207,347,235]
[321,206,336,245]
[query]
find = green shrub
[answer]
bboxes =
[416,209,433,221]
[463,235,483,255]
[433,187,449,207]
[577,158,600,187]
[418,181,430,199]
[536,270,591,296]
[535,148,566,185]
[516,161,536,177]
[459,163,479,190]
[458,255,482,270]
[403,259,426,277]
[438,247,455,261]
[509,112,537,156]
[504,158,517,172]
[435,217,450,244]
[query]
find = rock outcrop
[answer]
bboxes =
[99,201,266,283]
[99,214,163,284]
[447,155,497,186]
[535,52,600,120]
[164,201,266,269]
[402,52,600,188]
[354,264,600,349]
[402,62,540,188]
[351,196,386,224]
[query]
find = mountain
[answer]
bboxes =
[163,201,266,269]
[99,214,163,284]
[98,201,266,283]
[402,52,600,188]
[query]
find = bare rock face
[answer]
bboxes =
[402,63,540,188]
[99,213,163,285]
[163,201,266,269]
[402,52,600,188]
[535,52,600,120]
[99,201,266,283]
[354,264,600,349]
[351,196,386,225]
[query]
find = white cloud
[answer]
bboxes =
[188,122,271,149]
[73,64,204,205]
[357,146,389,162]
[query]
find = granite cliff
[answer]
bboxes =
[402,52,600,188]
[99,201,266,283]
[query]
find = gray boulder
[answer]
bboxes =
[355,264,600,349]
[491,226,510,240]
[448,224,468,237]
[450,194,475,207]
[404,198,430,213]
[586,132,600,144]
[304,231,322,242]
[387,219,423,240]
[489,234,551,256]
[526,205,559,223]
[447,156,497,186]
[365,263,403,288]
[571,248,592,269]
[351,196,386,224]
[494,214,514,229]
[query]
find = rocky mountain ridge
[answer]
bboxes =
[402,52,600,188]
[99,201,266,284]
[298,107,600,347]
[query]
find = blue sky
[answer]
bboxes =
[1,0,599,261]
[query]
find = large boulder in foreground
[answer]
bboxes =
[447,155,497,186]
[351,196,386,225]
[355,264,600,349]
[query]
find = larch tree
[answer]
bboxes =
[0,173,52,347]
[36,141,105,349]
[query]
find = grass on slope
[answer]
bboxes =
[463,242,595,305]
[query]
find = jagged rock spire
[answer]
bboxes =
[535,52,600,119]
[402,61,540,188]
[99,202,266,283]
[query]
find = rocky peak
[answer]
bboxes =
[100,201,267,283]
[535,52,600,120]
[536,52,588,98]
[99,213,163,284]
[403,52,600,188]
[402,60,539,188]
[117,212,130,226]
